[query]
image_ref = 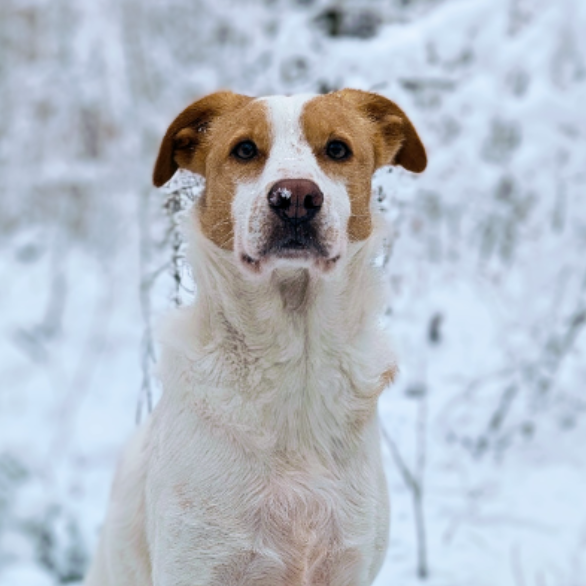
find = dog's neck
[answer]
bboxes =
[189,224,389,363]
[157,216,394,454]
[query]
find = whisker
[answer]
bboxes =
[210,218,233,228]
[217,233,235,249]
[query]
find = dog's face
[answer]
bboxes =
[153,90,426,276]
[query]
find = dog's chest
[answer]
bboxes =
[255,463,344,541]
[170,456,367,585]
[255,468,348,567]
[150,320,389,584]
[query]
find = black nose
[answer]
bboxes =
[268,179,324,224]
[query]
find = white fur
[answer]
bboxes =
[84,96,393,586]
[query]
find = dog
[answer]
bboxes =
[84,89,426,586]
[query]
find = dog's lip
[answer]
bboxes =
[240,249,340,268]
[273,239,321,256]
[263,236,328,258]
[239,237,338,271]
[279,238,306,250]
[272,248,314,260]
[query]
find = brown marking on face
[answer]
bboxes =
[301,90,427,241]
[301,94,376,241]
[153,92,252,186]
[152,92,272,249]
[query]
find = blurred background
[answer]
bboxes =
[1,0,585,584]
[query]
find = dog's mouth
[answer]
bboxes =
[237,203,345,275]
[278,238,307,250]
[240,234,341,274]
[265,221,327,256]
[268,234,326,256]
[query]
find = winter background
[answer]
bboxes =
[1,0,585,584]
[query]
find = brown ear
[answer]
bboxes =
[336,89,427,173]
[152,91,253,187]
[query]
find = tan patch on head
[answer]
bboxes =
[153,92,252,186]
[301,94,377,241]
[301,90,427,241]
[197,100,273,249]
[152,92,272,249]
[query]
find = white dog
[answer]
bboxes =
[84,89,426,586]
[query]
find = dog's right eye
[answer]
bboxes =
[326,140,352,161]
[232,140,258,161]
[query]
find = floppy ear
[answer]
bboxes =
[336,89,427,173]
[153,91,253,187]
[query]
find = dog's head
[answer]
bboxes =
[153,90,426,276]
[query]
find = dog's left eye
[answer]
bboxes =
[232,140,258,161]
[326,140,352,161]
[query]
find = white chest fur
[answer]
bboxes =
[144,230,393,585]
[84,226,393,586]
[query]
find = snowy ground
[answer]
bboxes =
[1,0,585,584]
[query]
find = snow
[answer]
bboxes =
[0,0,585,584]
[276,187,293,200]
